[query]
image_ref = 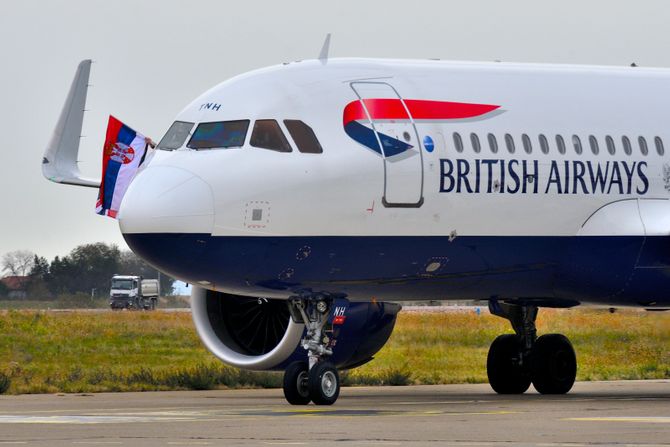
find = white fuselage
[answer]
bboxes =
[117,59,670,306]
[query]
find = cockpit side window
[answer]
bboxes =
[187,120,250,150]
[157,121,195,150]
[250,120,292,152]
[284,120,323,154]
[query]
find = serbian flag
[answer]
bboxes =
[95,116,152,218]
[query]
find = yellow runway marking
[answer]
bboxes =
[166,443,212,445]
[274,409,521,418]
[71,442,123,445]
[565,416,670,423]
[262,443,307,445]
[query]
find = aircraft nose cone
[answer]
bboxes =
[118,166,214,235]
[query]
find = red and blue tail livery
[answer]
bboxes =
[343,99,499,156]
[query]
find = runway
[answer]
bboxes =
[0,380,669,446]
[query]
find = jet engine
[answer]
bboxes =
[191,287,401,371]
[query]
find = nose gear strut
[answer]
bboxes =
[283,294,340,405]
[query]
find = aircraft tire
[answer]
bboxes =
[531,334,576,394]
[283,361,311,405]
[487,334,531,394]
[308,362,340,405]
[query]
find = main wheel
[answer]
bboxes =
[531,334,576,394]
[487,334,531,394]
[283,361,311,405]
[308,362,340,405]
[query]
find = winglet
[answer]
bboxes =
[42,59,99,188]
[318,33,331,64]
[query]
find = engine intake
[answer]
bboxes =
[191,287,401,371]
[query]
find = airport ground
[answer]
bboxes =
[0,380,669,446]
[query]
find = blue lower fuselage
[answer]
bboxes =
[123,233,670,307]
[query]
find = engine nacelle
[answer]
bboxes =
[191,287,401,371]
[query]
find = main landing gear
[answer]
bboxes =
[283,295,340,405]
[487,300,577,395]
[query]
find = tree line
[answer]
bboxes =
[1,243,176,299]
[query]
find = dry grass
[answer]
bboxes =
[348,309,670,385]
[0,308,668,394]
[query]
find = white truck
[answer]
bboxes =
[109,275,159,310]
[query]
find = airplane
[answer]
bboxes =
[43,38,670,405]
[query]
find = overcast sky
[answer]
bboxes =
[1,0,670,261]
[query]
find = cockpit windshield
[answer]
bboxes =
[187,120,250,150]
[157,121,194,151]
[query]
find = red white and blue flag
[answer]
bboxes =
[95,116,151,218]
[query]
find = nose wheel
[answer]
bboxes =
[282,361,311,405]
[308,361,340,405]
[283,295,341,405]
[283,360,340,406]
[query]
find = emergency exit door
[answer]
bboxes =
[350,82,424,207]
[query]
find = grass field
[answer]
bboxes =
[0,308,668,394]
[0,295,190,310]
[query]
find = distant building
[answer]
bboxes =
[1,276,29,299]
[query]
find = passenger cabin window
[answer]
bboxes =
[572,135,583,155]
[187,120,250,150]
[157,121,194,150]
[589,135,599,155]
[453,132,464,152]
[655,136,665,155]
[505,134,515,153]
[638,136,648,155]
[487,133,498,153]
[470,133,481,153]
[250,120,292,152]
[284,120,323,153]
[622,136,632,155]
[605,136,616,155]
[539,134,549,154]
[522,134,532,154]
[556,135,566,154]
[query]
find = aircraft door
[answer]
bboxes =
[350,82,424,207]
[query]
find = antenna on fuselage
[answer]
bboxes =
[318,33,331,64]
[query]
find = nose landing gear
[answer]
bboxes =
[487,300,576,395]
[283,295,340,405]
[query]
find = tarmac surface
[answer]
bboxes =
[0,380,669,446]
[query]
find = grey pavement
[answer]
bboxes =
[0,380,669,446]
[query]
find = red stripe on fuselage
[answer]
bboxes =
[343,100,367,124]
[342,99,499,125]
[363,98,409,121]
[405,100,499,120]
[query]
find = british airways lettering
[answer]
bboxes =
[439,159,649,195]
